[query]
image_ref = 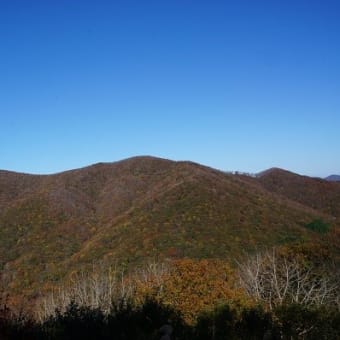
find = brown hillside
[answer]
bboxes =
[257,168,340,218]
[0,157,339,309]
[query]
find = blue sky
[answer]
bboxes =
[1,0,339,177]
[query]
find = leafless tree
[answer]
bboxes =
[35,260,169,321]
[237,248,339,310]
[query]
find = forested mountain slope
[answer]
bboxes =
[1,157,339,307]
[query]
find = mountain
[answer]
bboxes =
[1,157,340,308]
[325,175,340,182]
[256,167,340,218]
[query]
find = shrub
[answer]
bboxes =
[304,219,330,234]
[274,304,340,339]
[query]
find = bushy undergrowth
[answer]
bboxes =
[1,299,340,339]
[304,219,331,234]
[2,253,339,339]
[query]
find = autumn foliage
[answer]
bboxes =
[135,259,248,323]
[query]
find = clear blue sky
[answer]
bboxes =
[1,0,339,177]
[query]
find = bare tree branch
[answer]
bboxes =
[237,248,339,310]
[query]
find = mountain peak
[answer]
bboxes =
[256,167,295,178]
[325,175,340,182]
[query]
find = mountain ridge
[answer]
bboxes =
[2,156,337,179]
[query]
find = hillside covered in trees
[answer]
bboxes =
[0,156,340,338]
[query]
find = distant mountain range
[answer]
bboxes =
[325,174,340,182]
[1,156,340,309]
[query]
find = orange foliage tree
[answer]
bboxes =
[135,258,249,323]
